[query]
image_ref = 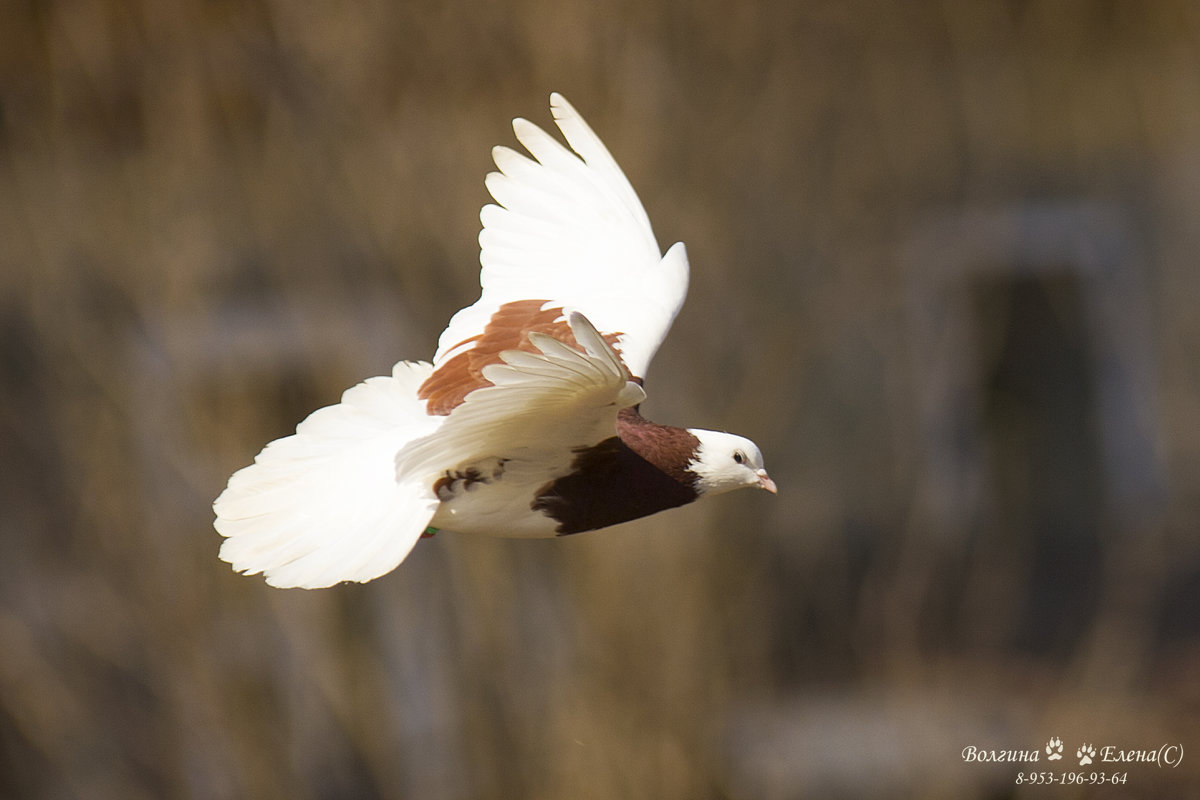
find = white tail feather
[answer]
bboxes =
[214,361,442,588]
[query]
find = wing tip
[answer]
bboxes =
[549,91,572,117]
[511,116,536,138]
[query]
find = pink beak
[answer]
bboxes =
[756,470,778,494]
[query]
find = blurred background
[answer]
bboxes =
[2,1,1198,797]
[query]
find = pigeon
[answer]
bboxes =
[214,93,775,589]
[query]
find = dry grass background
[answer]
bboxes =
[2,1,1199,798]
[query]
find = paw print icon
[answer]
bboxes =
[1077,744,1096,766]
[1045,737,1064,760]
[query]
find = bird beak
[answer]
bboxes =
[756,470,778,494]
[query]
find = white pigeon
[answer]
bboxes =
[214,93,775,589]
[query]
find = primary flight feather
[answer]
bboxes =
[214,93,775,589]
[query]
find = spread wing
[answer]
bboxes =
[433,93,689,383]
[401,312,646,484]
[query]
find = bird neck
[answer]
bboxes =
[615,407,700,488]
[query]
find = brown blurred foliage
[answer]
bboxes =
[2,1,1198,798]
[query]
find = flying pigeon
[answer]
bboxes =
[214,93,775,589]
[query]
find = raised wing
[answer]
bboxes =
[402,312,646,483]
[432,93,689,386]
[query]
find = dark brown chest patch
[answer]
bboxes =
[532,411,700,534]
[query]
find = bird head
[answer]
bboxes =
[686,429,777,496]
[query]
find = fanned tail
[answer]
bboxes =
[214,361,442,588]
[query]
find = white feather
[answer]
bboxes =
[214,361,443,588]
[214,96,704,586]
[405,314,645,537]
[435,93,689,379]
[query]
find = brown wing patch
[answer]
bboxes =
[419,299,624,415]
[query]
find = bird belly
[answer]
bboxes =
[426,456,562,538]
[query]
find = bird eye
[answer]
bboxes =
[733,451,745,465]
